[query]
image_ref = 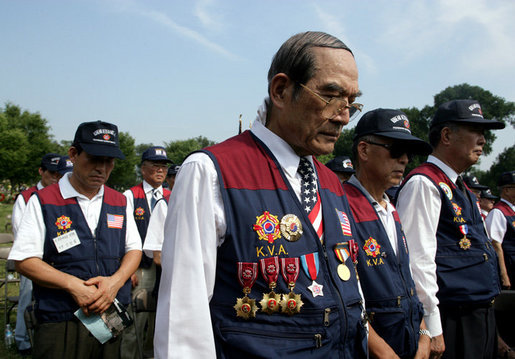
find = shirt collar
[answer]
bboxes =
[59,172,104,200]
[501,198,515,210]
[143,180,162,195]
[348,175,390,206]
[36,181,44,190]
[251,119,314,178]
[427,154,460,184]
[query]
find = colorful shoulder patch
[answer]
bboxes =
[439,182,453,200]
[253,211,281,244]
[55,215,72,230]
[363,237,381,258]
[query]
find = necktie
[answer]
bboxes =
[456,176,467,196]
[298,157,324,239]
[150,189,159,210]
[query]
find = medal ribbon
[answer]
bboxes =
[281,257,300,290]
[300,252,319,280]
[334,243,350,264]
[459,224,468,237]
[237,262,258,294]
[348,239,359,264]
[259,256,279,289]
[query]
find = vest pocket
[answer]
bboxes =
[367,308,413,357]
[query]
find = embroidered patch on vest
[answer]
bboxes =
[363,237,381,258]
[253,211,281,244]
[452,203,462,216]
[107,214,124,229]
[55,215,72,230]
[439,182,453,200]
[135,207,145,216]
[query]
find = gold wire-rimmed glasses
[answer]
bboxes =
[299,83,363,121]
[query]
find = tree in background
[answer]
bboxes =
[165,136,216,164]
[106,131,139,191]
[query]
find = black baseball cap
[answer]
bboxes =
[480,189,498,200]
[354,108,432,155]
[57,155,74,175]
[72,121,125,159]
[141,146,172,163]
[463,175,488,190]
[41,153,61,172]
[498,171,515,187]
[325,156,355,174]
[431,99,505,129]
[167,164,180,176]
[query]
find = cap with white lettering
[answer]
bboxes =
[72,121,125,159]
[431,99,505,129]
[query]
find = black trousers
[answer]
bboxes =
[33,319,122,359]
[440,304,497,359]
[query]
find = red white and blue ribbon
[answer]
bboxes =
[300,252,323,297]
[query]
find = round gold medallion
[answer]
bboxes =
[280,214,303,242]
[337,263,351,281]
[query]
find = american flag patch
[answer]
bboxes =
[107,214,124,229]
[336,209,352,236]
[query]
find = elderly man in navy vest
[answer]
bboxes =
[9,121,142,359]
[396,100,504,359]
[344,108,432,358]
[155,31,369,358]
[122,146,172,359]
[486,171,515,290]
[11,153,72,355]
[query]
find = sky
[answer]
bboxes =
[1,0,514,170]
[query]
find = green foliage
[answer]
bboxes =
[333,128,355,159]
[106,132,139,191]
[475,145,515,195]
[165,136,216,164]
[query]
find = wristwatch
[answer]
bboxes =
[419,329,431,338]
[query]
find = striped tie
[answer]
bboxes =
[298,157,324,240]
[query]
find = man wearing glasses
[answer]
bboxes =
[343,109,432,358]
[396,100,504,359]
[155,31,368,358]
[122,146,172,359]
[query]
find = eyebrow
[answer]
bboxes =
[320,82,362,98]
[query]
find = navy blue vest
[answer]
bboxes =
[401,163,500,305]
[130,183,170,268]
[34,183,131,323]
[203,131,367,359]
[494,201,515,279]
[344,182,423,358]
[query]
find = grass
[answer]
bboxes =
[0,202,27,358]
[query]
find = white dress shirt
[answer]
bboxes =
[486,198,514,244]
[347,175,399,255]
[11,181,43,237]
[154,120,320,359]
[123,180,164,215]
[9,172,141,261]
[142,198,168,258]
[396,155,458,337]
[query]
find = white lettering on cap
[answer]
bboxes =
[390,114,408,123]
[93,129,116,136]
[468,103,484,118]
[155,149,167,156]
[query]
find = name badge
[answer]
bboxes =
[53,229,81,253]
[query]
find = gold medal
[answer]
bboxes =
[260,291,281,314]
[459,236,471,250]
[280,291,304,315]
[280,214,303,242]
[337,263,351,281]
[234,296,258,319]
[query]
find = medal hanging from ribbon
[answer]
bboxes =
[458,224,471,250]
[300,252,323,297]
[280,257,303,315]
[234,262,259,319]
[259,256,281,314]
[334,243,352,281]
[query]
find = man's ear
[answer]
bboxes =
[269,73,292,110]
[357,141,368,162]
[440,127,453,146]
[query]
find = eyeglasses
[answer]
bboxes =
[365,140,414,161]
[299,83,363,121]
[145,162,169,171]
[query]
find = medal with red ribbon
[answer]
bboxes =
[458,224,471,250]
[234,262,259,319]
[279,257,303,315]
[348,239,359,264]
[334,243,352,281]
[300,252,323,297]
[259,256,281,314]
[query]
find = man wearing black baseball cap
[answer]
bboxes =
[343,108,431,358]
[10,121,142,358]
[479,188,499,219]
[486,171,515,290]
[122,146,172,359]
[396,100,504,358]
[463,175,488,198]
[325,155,355,183]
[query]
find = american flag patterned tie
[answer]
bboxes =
[298,157,324,240]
